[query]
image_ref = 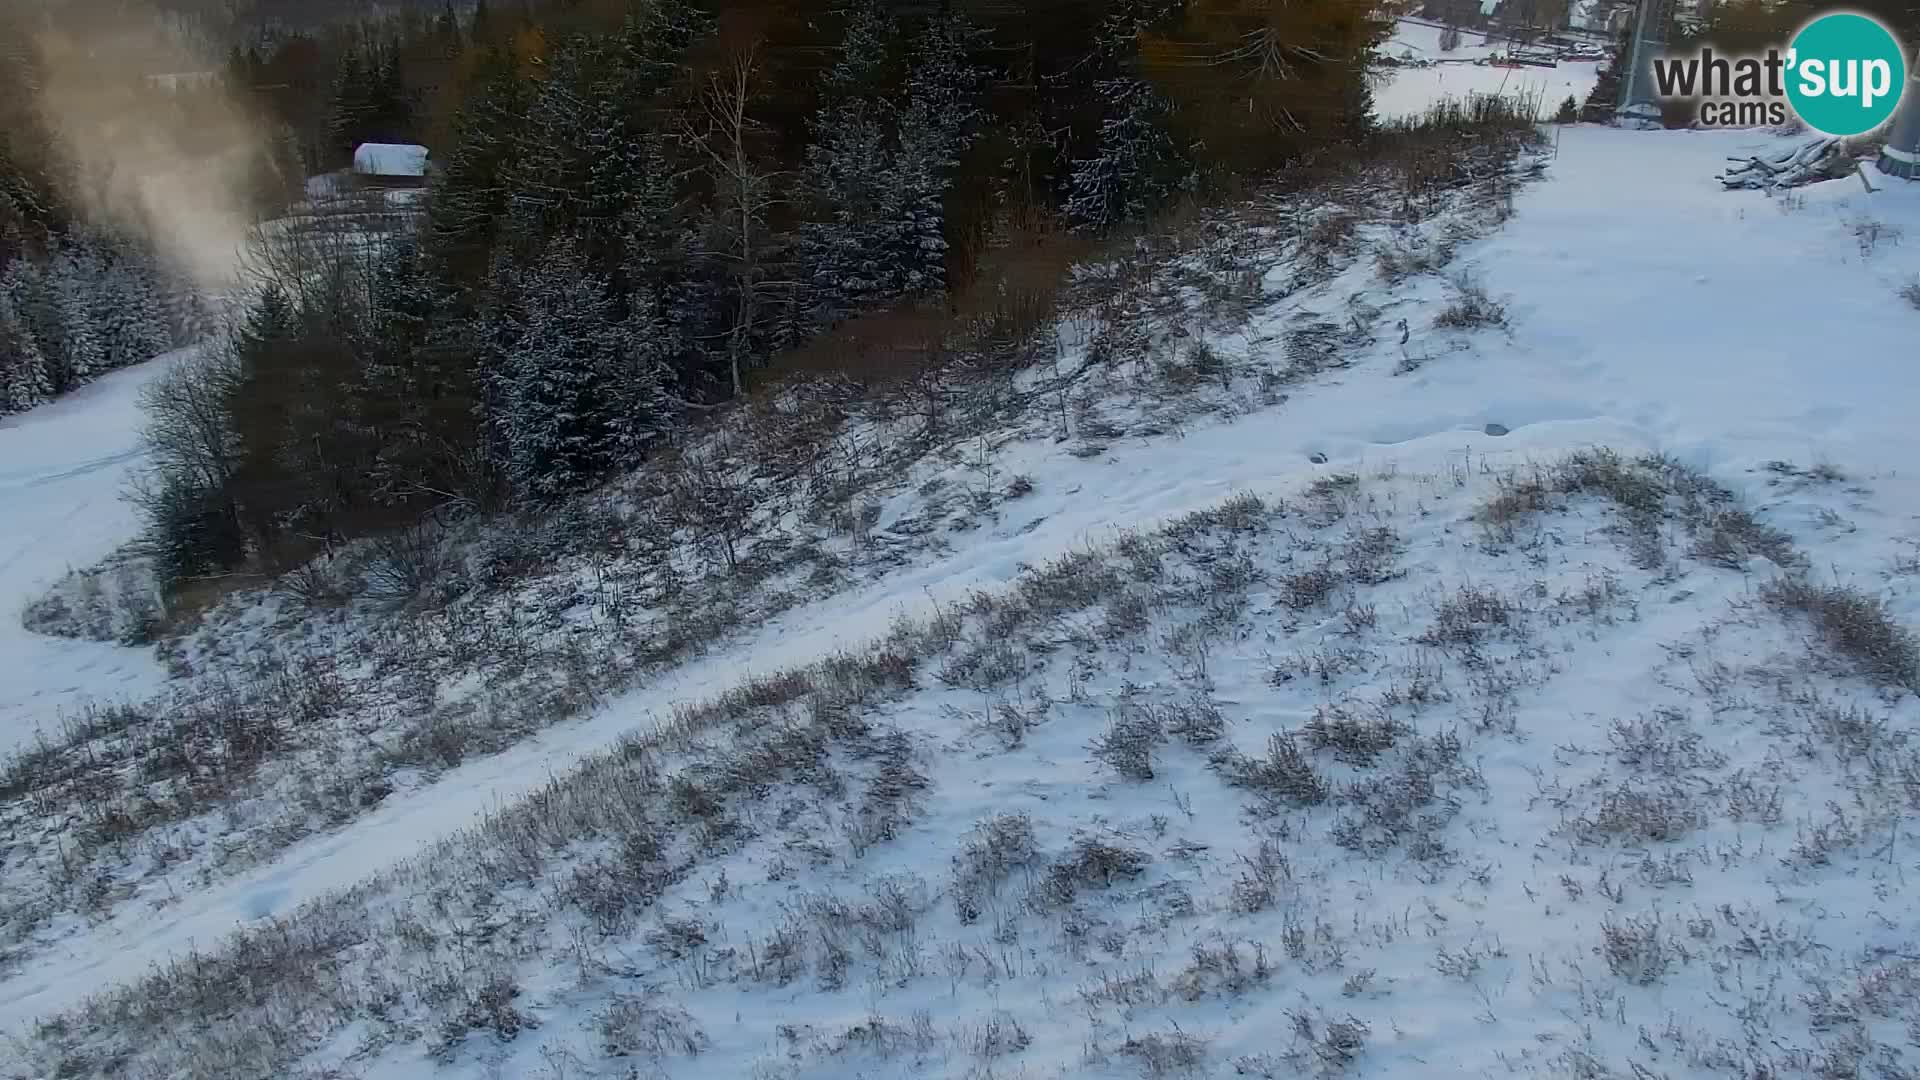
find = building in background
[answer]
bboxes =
[350,142,428,190]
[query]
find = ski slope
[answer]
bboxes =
[0,357,174,756]
[1374,20,1604,121]
[11,89,1920,1077]
[9,122,1920,1050]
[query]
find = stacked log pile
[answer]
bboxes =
[1719,137,1855,190]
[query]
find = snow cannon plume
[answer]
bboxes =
[24,3,273,291]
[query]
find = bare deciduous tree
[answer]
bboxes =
[681,30,790,399]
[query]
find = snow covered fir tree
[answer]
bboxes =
[0,230,185,415]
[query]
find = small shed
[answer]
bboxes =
[351,143,430,189]
[145,71,221,94]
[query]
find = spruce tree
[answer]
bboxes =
[98,243,174,367]
[797,7,983,324]
[1065,76,1187,230]
[366,50,410,142]
[3,253,59,387]
[799,105,898,323]
[0,285,51,413]
[486,239,667,501]
[353,235,481,509]
[1583,21,1638,120]
[894,15,987,288]
[328,45,372,164]
[1138,0,1389,179]
[145,472,247,585]
[50,242,104,392]
[614,141,689,371]
[428,45,533,285]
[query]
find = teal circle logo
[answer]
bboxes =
[1785,12,1906,136]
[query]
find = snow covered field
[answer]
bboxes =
[10,93,1920,1080]
[0,358,173,756]
[1373,21,1603,121]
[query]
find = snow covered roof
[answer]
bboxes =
[352,143,429,178]
[145,72,220,93]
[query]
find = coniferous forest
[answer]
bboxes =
[6,0,1403,589]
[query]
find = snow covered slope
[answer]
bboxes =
[0,357,173,755]
[14,120,1920,1080]
[1374,21,1603,121]
[26,445,1920,1080]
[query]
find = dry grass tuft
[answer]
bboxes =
[1761,578,1920,691]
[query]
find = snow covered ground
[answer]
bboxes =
[0,357,174,756]
[11,99,1920,1080]
[1373,21,1603,121]
[281,453,1904,1080]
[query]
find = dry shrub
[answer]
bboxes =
[1762,578,1920,690]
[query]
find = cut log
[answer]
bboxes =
[1718,137,1851,190]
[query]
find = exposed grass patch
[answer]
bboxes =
[1690,507,1796,569]
[1091,708,1168,781]
[1279,562,1344,611]
[1572,782,1707,845]
[1303,703,1405,767]
[1853,216,1904,255]
[1432,273,1508,330]
[1475,472,1550,532]
[951,812,1037,923]
[1599,914,1676,985]
[1418,585,1518,649]
[1900,277,1920,310]
[1761,578,1920,691]
[1041,837,1152,906]
[1119,1027,1210,1076]
[595,992,708,1060]
[1468,449,1799,574]
[1554,449,1671,517]
[1214,733,1330,808]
